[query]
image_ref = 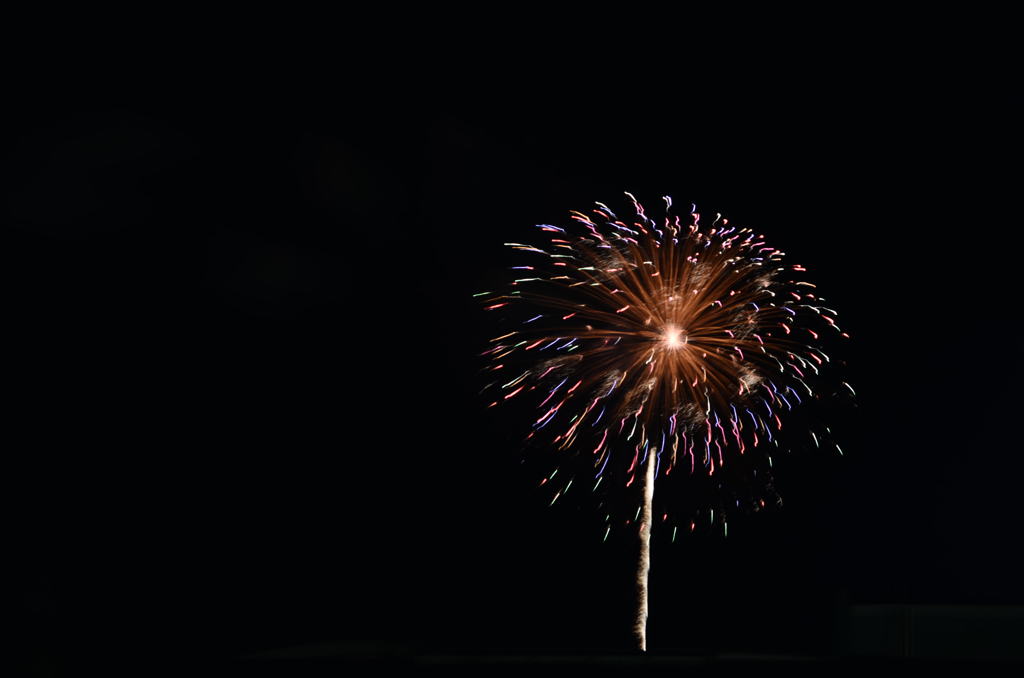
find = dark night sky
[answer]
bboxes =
[8,18,1021,671]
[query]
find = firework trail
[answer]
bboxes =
[633,448,655,651]
[478,194,851,650]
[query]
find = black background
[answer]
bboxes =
[8,15,1021,673]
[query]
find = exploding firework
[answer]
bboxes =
[477,193,852,650]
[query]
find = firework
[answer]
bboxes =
[478,193,851,651]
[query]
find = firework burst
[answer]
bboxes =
[478,193,852,649]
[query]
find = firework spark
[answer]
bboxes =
[478,194,851,650]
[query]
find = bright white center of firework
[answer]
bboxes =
[663,325,687,349]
